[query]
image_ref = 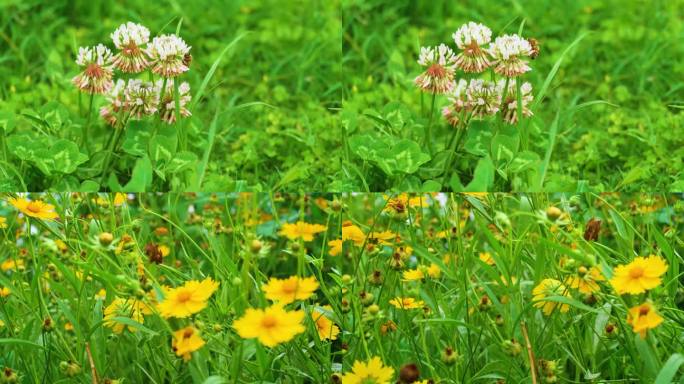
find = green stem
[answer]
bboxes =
[83,93,95,151]
[425,92,437,155]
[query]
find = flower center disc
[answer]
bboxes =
[261,315,277,329]
[26,202,42,213]
[629,267,644,279]
[177,291,192,303]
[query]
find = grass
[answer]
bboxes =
[0,0,341,191]
[341,0,684,192]
[0,192,683,382]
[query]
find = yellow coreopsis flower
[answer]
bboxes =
[279,221,327,241]
[262,276,319,304]
[389,297,425,309]
[403,264,441,281]
[8,197,59,220]
[157,277,219,318]
[172,326,206,361]
[0,217,7,228]
[532,278,571,315]
[383,193,428,214]
[566,266,605,294]
[627,302,663,339]
[1,259,24,272]
[610,255,668,295]
[479,252,495,266]
[342,221,366,246]
[341,356,394,384]
[103,297,151,334]
[311,307,340,341]
[233,305,305,347]
[328,239,343,256]
[0,287,10,298]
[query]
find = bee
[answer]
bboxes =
[528,38,540,59]
[182,53,193,67]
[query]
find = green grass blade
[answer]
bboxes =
[190,32,248,112]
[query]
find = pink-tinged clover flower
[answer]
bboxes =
[72,44,114,94]
[414,44,457,94]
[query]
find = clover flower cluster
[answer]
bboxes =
[72,22,192,126]
[415,21,539,125]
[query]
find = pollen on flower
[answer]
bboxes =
[111,22,151,73]
[146,34,191,77]
[488,34,534,77]
[452,22,492,73]
[73,44,114,94]
[415,44,457,94]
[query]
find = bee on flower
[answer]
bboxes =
[488,34,534,77]
[72,44,114,94]
[146,34,192,77]
[111,22,150,73]
[414,44,457,94]
[452,22,492,73]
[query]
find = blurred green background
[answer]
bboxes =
[0,0,341,191]
[342,0,684,191]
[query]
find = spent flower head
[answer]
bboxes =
[111,22,151,73]
[452,22,492,73]
[415,44,457,94]
[497,80,534,124]
[72,44,114,94]
[155,80,192,124]
[488,34,533,77]
[100,79,127,126]
[146,34,191,77]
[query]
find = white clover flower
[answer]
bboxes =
[442,79,469,126]
[155,80,192,124]
[465,79,501,118]
[452,22,493,73]
[488,34,533,77]
[72,44,114,94]
[497,80,534,124]
[415,44,457,94]
[111,22,151,73]
[146,34,191,78]
[124,79,159,119]
[100,79,126,126]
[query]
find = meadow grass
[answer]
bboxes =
[341,0,684,192]
[0,0,341,191]
[0,193,683,383]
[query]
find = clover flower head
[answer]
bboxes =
[465,79,501,118]
[72,44,114,94]
[111,22,151,73]
[452,22,493,73]
[155,80,192,124]
[146,34,191,77]
[488,34,533,77]
[442,79,469,126]
[415,44,457,94]
[124,79,159,119]
[100,79,126,126]
[497,80,534,124]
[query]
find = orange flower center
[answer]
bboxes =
[638,306,650,316]
[281,280,298,294]
[85,63,105,77]
[629,267,644,279]
[182,328,194,338]
[176,291,192,303]
[426,64,446,78]
[26,201,43,213]
[260,315,278,329]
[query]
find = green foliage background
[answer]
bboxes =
[342,0,684,192]
[0,0,341,191]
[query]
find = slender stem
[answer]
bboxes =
[83,93,95,151]
[425,92,436,155]
[0,128,8,162]
[441,126,467,187]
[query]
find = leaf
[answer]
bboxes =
[655,354,684,384]
[165,151,198,173]
[33,139,88,175]
[465,156,495,191]
[149,135,176,166]
[0,111,16,132]
[491,134,518,164]
[123,156,153,192]
[463,121,493,157]
[122,121,153,156]
[374,139,430,175]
